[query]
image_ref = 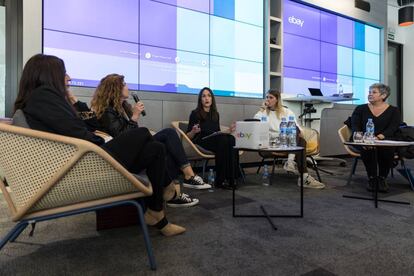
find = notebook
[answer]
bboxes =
[308,88,323,96]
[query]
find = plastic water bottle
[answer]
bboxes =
[262,165,270,186]
[338,84,344,96]
[365,118,375,144]
[279,117,288,148]
[287,115,297,147]
[208,169,215,192]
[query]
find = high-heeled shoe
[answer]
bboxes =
[144,209,186,237]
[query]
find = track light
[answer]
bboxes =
[399,6,413,26]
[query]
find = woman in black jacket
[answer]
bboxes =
[14,54,185,236]
[90,74,210,197]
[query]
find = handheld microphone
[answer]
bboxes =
[131,93,146,116]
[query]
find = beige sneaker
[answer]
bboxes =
[297,174,325,189]
[283,160,298,174]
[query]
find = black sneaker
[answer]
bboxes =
[183,175,211,190]
[216,180,236,190]
[378,176,389,193]
[167,193,199,208]
[367,177,376,192]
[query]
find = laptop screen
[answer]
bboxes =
[308,88,323,96]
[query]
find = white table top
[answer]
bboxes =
[234,146,304,152]
[284,96,359,103]
[345,140,414,147]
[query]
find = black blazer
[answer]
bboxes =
[23,85,104,145]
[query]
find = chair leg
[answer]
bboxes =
[238,164,246,185]
[272,158,276,175]
[9,222,29,242]
[256,158,265,174]
[347,157,358,186]
[309,156,322,182]
[131,201,157,271]
[0,221,29,250]
[202,159,209,179]
[400,158,414,191]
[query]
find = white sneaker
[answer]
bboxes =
[283,160,298,174]
[183,175,212,190]
[167,193,199,208]
[297,174,325,189]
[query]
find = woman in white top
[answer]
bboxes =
[254,89,325,189]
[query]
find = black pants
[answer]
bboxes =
[102,127,169,211]
[296,136,307,174]
[360,147,395,178]
[197,133,238,186]
[153,128,190,181]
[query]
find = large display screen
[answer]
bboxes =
[43,0,264,98]
[283,0,381,104]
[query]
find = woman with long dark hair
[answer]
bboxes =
[186,87,238,188]
[15,54,185,236]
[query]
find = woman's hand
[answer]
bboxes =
[191,124,201,134]
[187,124,201,139]
[376,134,385,140]
[67,90,78,105]
[229,122,236,133]
[131,101,145,122]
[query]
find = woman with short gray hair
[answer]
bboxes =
[351,83,401,193]
[369,83,391,100]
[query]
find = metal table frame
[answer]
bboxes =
[343,141,412,208]
[230,146,305,230]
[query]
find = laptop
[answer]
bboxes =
[308,88,323,96]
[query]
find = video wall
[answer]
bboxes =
[283,0,381,104]
[43,0,264,98]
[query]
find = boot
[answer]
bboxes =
[378,176,389,193]
[144,209,186,237]
[367,176,376,192]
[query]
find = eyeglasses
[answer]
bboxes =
[368,90,380,95]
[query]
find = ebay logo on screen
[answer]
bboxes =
[288,16,305,27]
[283,0,381,105]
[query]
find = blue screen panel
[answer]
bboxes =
[283,0,381,103]
[43,0,264,98]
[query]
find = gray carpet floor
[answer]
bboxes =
[1,158,414,275]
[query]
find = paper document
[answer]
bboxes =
[202,131,226,140]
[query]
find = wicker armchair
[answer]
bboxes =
[171,121,245,181]
[0,123,156,270]
[171,121,215,178]
[256,127,323,182]
[338,125,361,186]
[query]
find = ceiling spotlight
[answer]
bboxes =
[399,6,413,26]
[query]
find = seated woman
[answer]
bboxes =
[89,74,210,202]
[186,87,238,189]
[254,89,325,189]
[351,83,401,193]
[15,54,185,236]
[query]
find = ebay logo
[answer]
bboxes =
[236,132,252,139]
[288,16,304,27]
